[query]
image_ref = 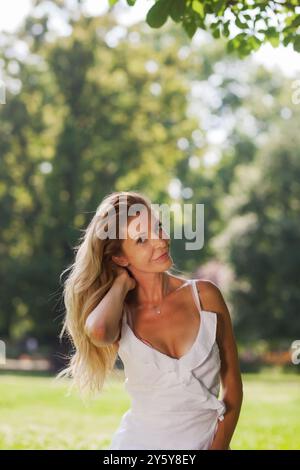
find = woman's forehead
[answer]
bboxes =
[125,209,159,240]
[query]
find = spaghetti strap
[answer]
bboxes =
[189,279,202,314]
[125,280,203,349]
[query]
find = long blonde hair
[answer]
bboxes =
[56,190,178,400]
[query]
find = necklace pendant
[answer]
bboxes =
[155,307,161,314]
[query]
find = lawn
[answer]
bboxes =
[0,369,299,450]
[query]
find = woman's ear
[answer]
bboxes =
[112,255,129,267]
[111,255,118,265]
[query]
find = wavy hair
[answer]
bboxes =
[56,190,185,401]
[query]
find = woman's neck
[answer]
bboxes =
[128,272,169,307]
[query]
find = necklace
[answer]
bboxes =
[133,273,169,315]
[136,304,162,314]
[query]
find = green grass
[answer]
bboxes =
[0,369,299,449]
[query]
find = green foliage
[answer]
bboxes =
[213,119,300,342]
[146,0,173,27]
[110,0,300,57]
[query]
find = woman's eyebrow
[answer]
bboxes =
[133,231,147,240]
[131,220,160,239]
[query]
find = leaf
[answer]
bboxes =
[235,17,248,30]
[192,0,204,18]
[213,29,221,39]
[264,27,280,47]
[268,35,280,47]
[212,0,225,16]
[265,26,277,37]
[223,20,230,37]
[294,35,300,52]
[126,0,137,5]
[291,16,300,28]
[227,38,236,53]
[183,20,197,38]
[254,13,262,23]
[204,2,214,14]
[233,32,247,43]
[169,0,186,23]
[146,0,172,28]
[283,33,294,47]
[249,35,262,51]
[108,0,118,6]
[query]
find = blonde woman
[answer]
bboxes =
[57,190,243,450]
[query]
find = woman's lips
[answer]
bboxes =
[154,251,169,262]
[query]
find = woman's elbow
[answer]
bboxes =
[84,319,107,347]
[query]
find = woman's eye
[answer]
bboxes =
[156,221,162,231]
[136,222,162,243]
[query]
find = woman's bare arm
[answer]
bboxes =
[84,275,131,347]
[199,280,244,450]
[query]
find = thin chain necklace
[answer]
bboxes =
[134,273,169,315]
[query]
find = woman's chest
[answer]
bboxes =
[126,293,201,359]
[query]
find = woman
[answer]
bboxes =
[57,190,243,450]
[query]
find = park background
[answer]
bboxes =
[0,0,299,450]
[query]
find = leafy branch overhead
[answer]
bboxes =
[109,0,300,57]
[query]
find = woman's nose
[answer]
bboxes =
[152,236,169,248]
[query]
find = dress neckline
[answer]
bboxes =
[124,279,204,362]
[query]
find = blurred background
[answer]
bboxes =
[0,0,299,450]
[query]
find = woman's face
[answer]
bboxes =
[114,209,172,273]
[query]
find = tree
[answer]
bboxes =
[212,115,300,345]
[110,0,300,57]
[0,11,201,345]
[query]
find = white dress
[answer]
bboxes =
[109,279,226,450]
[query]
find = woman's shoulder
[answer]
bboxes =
[166,274,219,307]
[193,278,223,314]
[167,275,219,314]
